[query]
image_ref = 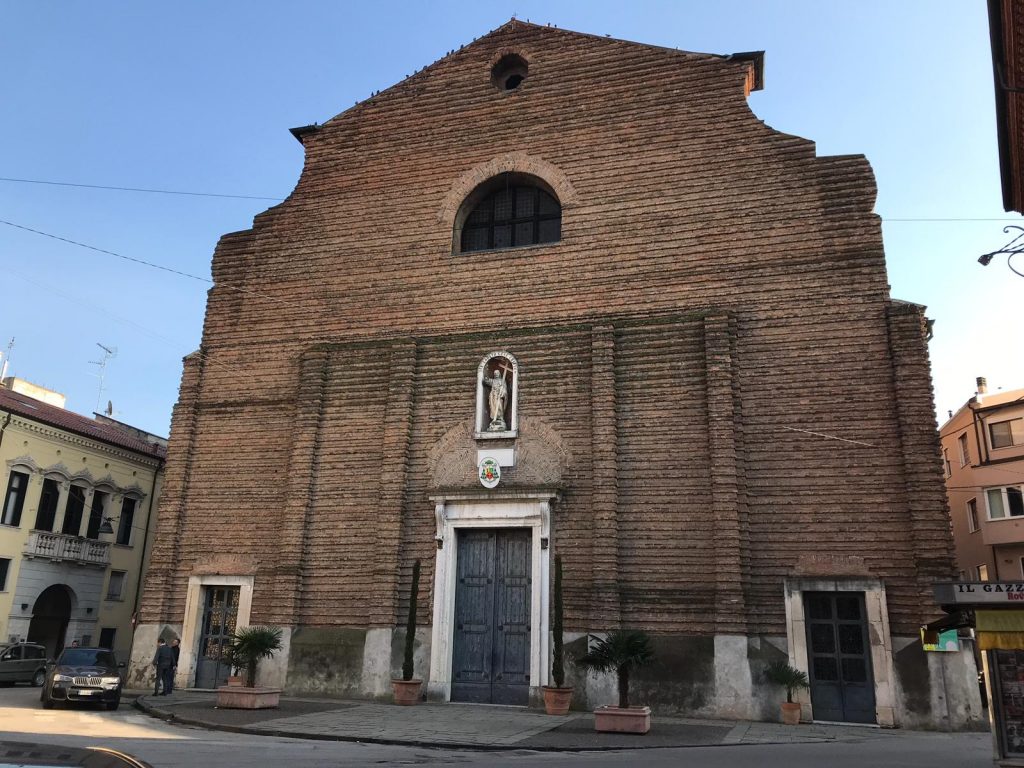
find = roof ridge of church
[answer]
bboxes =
[292,20,762,143]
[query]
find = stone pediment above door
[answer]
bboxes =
[428,417,570,492]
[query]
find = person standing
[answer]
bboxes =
[152,638,175,696]
[170,638,180,683]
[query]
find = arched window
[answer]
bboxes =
[458,175,561,254]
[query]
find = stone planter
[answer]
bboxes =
[391,678,423,705]
[215,686,281,710]
[593,705,651,734]
[780,701,802,725]
[226,675,245,687]
[542,686,573,715]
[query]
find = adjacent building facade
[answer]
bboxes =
[942,377,1024,581]
[989,0,1024,213]
[0,378,165,663]
[133,21,982,728]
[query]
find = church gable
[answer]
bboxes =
[205,20,852,349]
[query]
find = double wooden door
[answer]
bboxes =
[804,592,877,723]
[451,528,531,705]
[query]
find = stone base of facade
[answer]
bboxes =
[128,622,987,731]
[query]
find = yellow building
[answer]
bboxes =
[0,377,164,662]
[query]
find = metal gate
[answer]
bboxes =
[195,586,239,689]
[451,528,531,705]
[804,592,876,723]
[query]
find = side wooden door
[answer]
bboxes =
[804,592,876,724]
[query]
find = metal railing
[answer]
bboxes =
[25,531,110,566]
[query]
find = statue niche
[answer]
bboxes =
[475,352,518,438]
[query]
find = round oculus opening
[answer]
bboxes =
[491,54,528,91]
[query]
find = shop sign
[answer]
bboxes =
[934,582,1024,605]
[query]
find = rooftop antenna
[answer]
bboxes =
[0,337,13,380]
[89,342,117,412]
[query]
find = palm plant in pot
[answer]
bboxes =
[764,660,809,725]
[574,629,655,734]
[216,625,283,710]
[392,559,423,705]
[542,555,573,715]
[222,645,244,686]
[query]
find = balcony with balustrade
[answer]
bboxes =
[24,531,110,567]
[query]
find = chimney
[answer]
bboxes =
[977,376,988,395]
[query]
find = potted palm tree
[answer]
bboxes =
[216,626,284,710]
[574,629,655,734]
[392,559,423,705]
[223,646,244,686]
[542,555,573,715]
[764,660,809,725]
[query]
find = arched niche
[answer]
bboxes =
[475,352,519,439]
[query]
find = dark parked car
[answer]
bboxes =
[0,641,49,686]
[40,647,124,710]
[0,739,152,767]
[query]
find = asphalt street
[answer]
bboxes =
[0,685,995,767]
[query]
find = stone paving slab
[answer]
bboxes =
[146,695,358,727]
[724,721,902,744]
[135,692,911,751]
[518,716,732,749]
[248,701,570,745]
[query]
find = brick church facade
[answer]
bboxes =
[132,21,982,728]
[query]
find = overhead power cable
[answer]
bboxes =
[0,218,303,310]
[0,175,1018,222]
[0,219,210,283]
[0,176,284,202]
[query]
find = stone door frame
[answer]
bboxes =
[428,492,556,702]
[783,577,898,727]
[178,574,254,689]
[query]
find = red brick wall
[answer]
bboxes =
[139,22,953,638]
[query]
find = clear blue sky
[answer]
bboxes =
[0,1,1018,436]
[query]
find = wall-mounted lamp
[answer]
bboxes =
[98,517,116,535]
[979,225,1024,277]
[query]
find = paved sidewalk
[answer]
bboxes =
[134,691,909,751]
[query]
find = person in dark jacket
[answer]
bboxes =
[152,638,175,696]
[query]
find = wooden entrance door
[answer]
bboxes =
[804,592,876,723]
[451,528,531,705]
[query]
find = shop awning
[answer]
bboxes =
[977,610,1024,650]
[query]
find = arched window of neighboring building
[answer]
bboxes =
[457,174,561,254]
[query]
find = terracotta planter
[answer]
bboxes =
[780,701,802,725]
[216,686,281,709]
[542,686,573,715]
[593,705,651,734]
[391,678,423,705]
